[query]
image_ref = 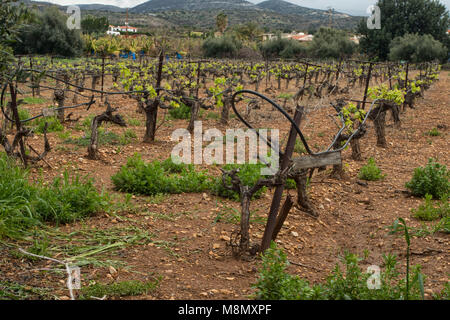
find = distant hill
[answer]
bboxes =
[256,0,318,15]
[19,0,362,32]
[75,4,125,12]
[130,0,360,31]
[130,0,255,13]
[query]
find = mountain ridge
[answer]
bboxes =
[20,0,362,31]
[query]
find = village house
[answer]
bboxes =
[107,25,138,36]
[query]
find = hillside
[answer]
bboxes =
[75,4,125,12]
[130,0,255,13]
[20,0,362,32]
[131,0,361,31]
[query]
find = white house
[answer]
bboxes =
[107,25,138,35]
[107,26,120,36]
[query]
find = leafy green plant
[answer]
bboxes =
[168,102,191,120]
[22,97,47,105]
[388,218,425,300]
[79,279,160,300]
[405,159,449,199]
[368,85,405,105]
[119,129,137,145]
[18,108,31,121]
[112,154,212,196]
[294,138,306,155]
[426,128,441,137]
[358,158,385,181]
[253,242,323,300]
[254,242,426,300]
[127,118,142,126]
[65,129,121,146]
[411,194,449,221]
[32,116,64,133]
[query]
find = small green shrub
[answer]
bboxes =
[254,242,425,300]
[18,108,31,121]
[294,139,306,155]
[358,158,384,181]
[65,129,121,146]
[112,154,212,196]
[22,97,47,105]
[426,128,441,136]
[169,103,191,120]
[57,131,71,140]
[80,279,159,299]
[33,116,64,133]
[412,194,449,221]
[405,159,449,199]
[119,129,137,145]
[253,242,324,300]
[206,112,220,120]
[127,118,141,126]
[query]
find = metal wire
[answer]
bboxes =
[231,89,380,157]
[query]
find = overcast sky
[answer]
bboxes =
[34,0,450,16]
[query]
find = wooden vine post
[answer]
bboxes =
[101,56,105,102]
[260,107,304,252]
[143,50,164,143]
[187,60,201,133]
[362,62,373,110]
[87,99,126,159]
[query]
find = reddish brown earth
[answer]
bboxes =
[0,71,448,300]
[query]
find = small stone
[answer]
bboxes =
[291,231,299,237]
[109,266,117,275]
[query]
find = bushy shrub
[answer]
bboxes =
[236,47,262,60]
[405,159,449,198]
[308,27,356,59]
[389,34,448,63]
[202,36,241,58]
[169,102,191,120]
[111,154,212,196]
[358,158,385,181]
[14,7,83,57]
[260,38,307,59]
